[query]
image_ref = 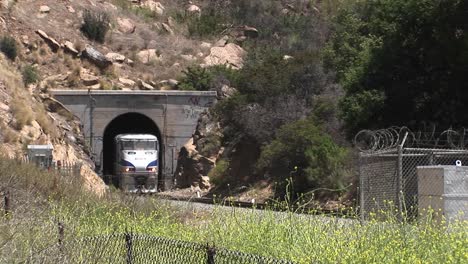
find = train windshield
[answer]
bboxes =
[121,140,157,150]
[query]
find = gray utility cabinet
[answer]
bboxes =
[417,166,468,222]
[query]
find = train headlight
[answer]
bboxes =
[146,167,156,172]
[124,167,135,172]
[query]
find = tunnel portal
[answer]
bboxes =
[102,112,162,181]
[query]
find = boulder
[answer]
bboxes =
[137,79,154,90]
[142,1,164,15]
[200,42,211,49]
[218,84,237,99]
[203,43,246,69]
[186,4,201,16]
[136,49,159,64]
[118,78,136,88]
[214,35,229,47]
[180,54,195,61]
[161,23,174,35]
[35,30,60,51]
[67,5,75,13]
[105,52,126,63]
[82,45,112,68]
[63,41,79,56]
[81,74,99,86]
[229,26,259,42]
[117,18,136,34]
[167,79,179,89]
[39,5,50,13]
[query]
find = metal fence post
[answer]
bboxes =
[397,145,403,221]
[359,153,365,223]
[58,222,64,252]
[3,191,10,218]
[206,244,216,264]
[125,232,133,264]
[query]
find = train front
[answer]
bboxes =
[116,134,158,193]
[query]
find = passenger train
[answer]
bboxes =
[114,134,158,193]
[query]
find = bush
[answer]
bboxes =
[80,10,110,43]
[21,65,39,86]
[256,116,348,198]
[10,99,33,130]
[0,35,18,60]
[187,9,226,38]
[208,159,230,186]
[179,65,238,91]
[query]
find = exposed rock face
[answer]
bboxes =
[203,43,246,69]
[175,111,223,189]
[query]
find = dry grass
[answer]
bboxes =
[10,98,33,130]
[67,66,81,87]
[0,123,19,143]
[34,105,57,138]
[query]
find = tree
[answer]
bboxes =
[326,0,468,135]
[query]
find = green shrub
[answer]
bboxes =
[179,65,238,91]
[208,159,230,186]
[80,10,110,43]
[257,116,348,198]
[0,35,18,60]
[187,9,226,38]
[179,66,213,91]
[21,65,39,86]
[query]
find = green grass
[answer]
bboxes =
[0,157,466,263]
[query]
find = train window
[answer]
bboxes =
[121,141,134,150]
[121,140,156,150]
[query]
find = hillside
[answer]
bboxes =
[0,0,348,203]
[2,0,466,204]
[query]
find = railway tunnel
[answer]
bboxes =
[102,112,162,186]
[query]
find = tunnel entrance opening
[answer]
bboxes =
[102,112,162,186]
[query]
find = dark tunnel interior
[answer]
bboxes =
[102,112,162,183]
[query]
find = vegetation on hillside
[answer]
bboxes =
[176,0,468,201]
[80,10,111,43]
[325,0,468,136]
[0,35,18,60]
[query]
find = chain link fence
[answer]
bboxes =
[359,147,468,221]
[28,233,295,264]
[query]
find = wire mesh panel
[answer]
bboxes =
[130,234,206,264]
[215,248,295,264]
[29,234,296,264]
[359,150,399,219]
[360,147,468,221]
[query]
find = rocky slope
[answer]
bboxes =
[0,0,252,195]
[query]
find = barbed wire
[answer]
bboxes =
[354,126,468,152]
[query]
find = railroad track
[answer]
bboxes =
[154,193,354,218]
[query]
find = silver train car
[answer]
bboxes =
[114,134,158,193]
